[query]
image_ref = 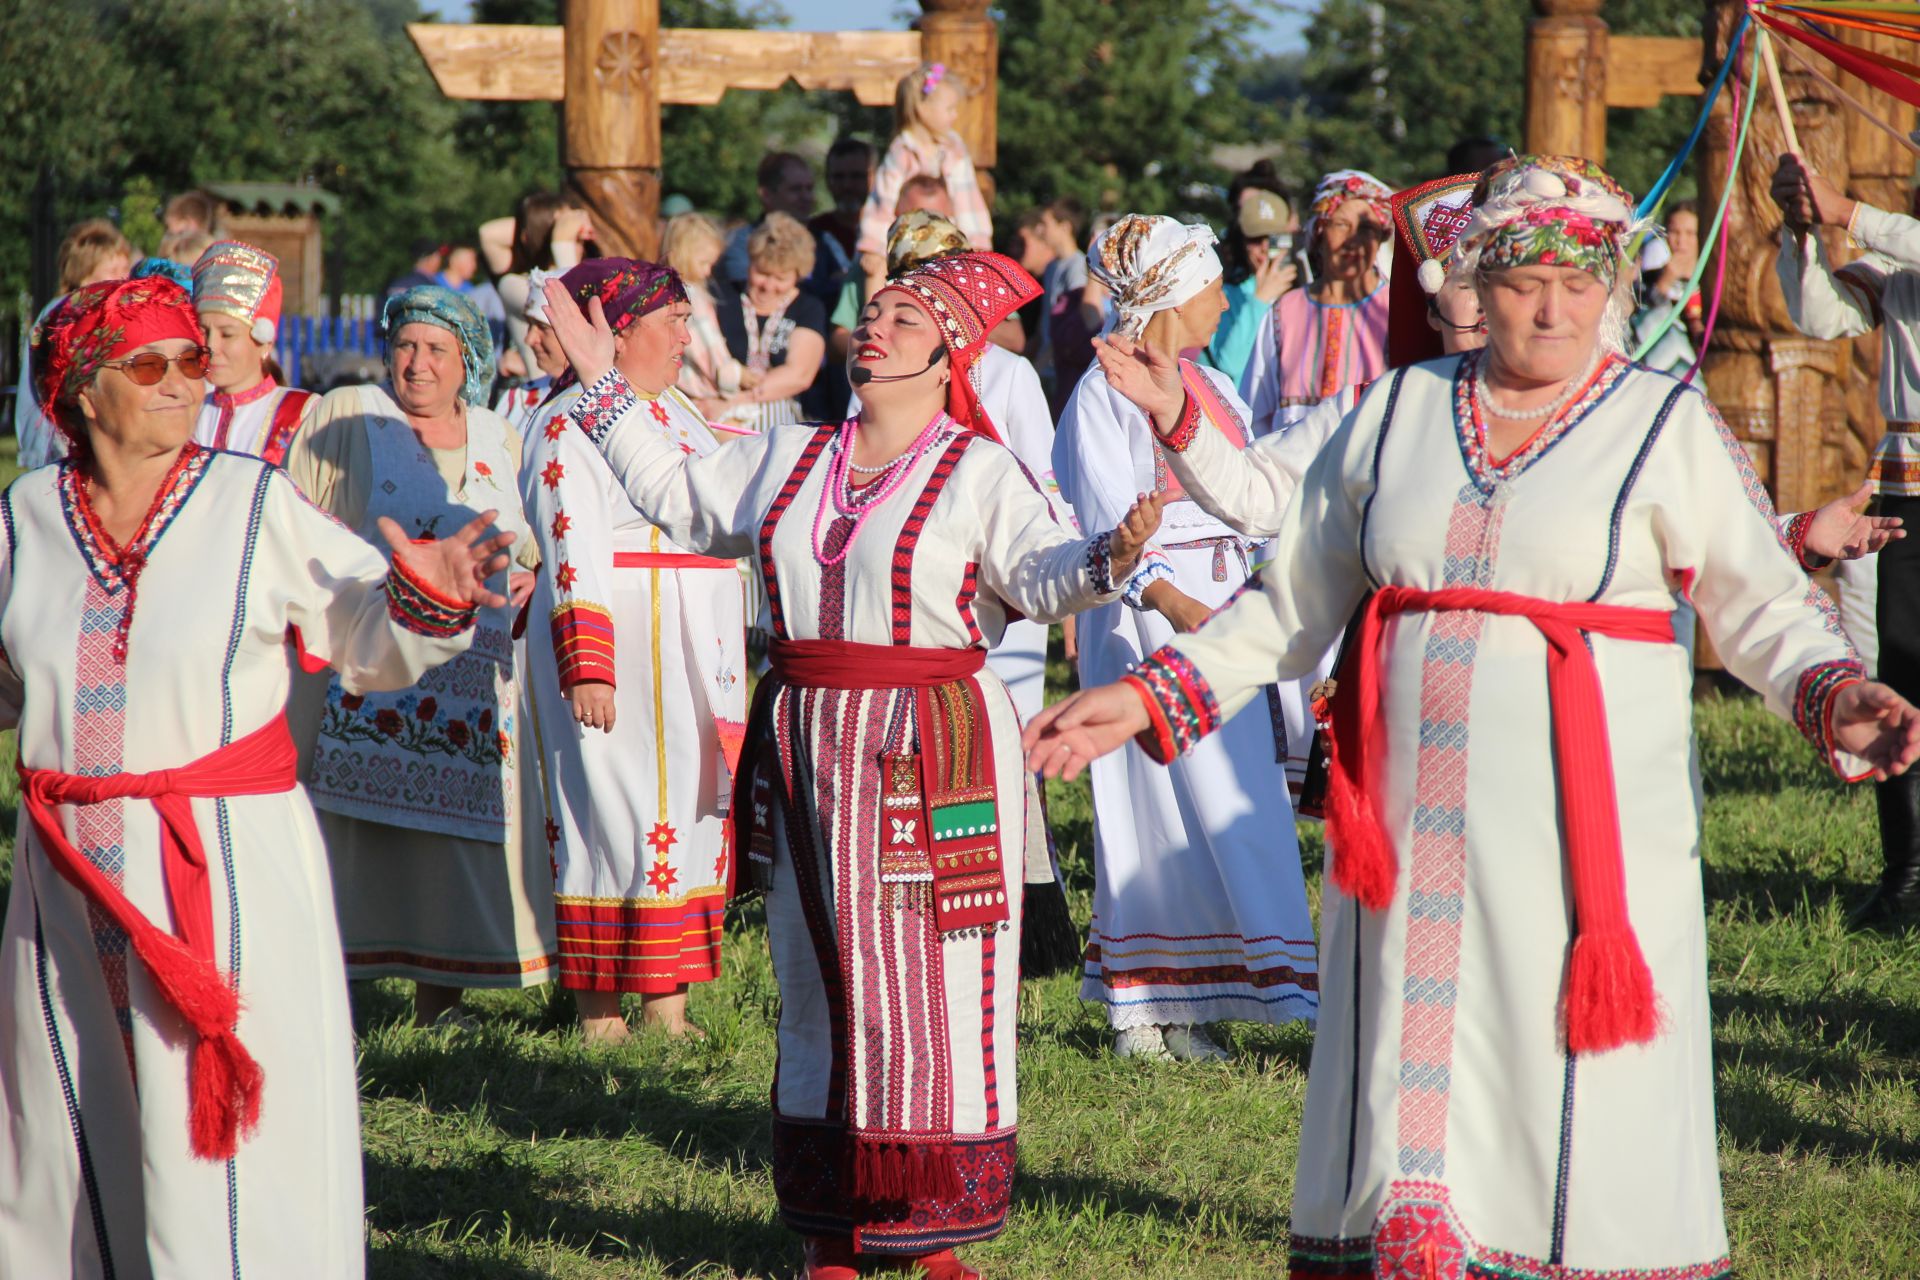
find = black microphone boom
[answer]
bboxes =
[850,346,946,386]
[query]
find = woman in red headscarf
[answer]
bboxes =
[542,254,1162,1278]
[0,277,511,1275]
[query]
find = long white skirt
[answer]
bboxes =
[1076,539,1319,1029]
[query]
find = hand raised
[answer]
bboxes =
[1021,683,1153,781]
[1092,333,1184,426]
[1108,491,1165,580]
[380,510,516,610]
[540,278,617,389]
[1806,481,1905,561]
[1832,680,1920,781]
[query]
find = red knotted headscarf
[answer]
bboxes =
[31,276,204,449]
[873,251,1041,444]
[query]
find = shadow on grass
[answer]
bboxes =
[365,1149,794,1279]
[1714,1072,1920,1164]
[1702,864,1863,924]
[1011,1166,1291,1238]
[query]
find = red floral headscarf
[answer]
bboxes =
[872,251,1041,443]
[31,276,204,448]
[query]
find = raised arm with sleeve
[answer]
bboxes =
[1777,228,1882,341]
[1053,377,1174,606]
[1126,383,1377,747]
[565,369,787,559]
[971,442,1126,622]
[1162,383,1355,540]
[264,470,479,693]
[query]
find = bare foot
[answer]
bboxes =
[580,1014,633,1045]
[412,981,465,1029]
[639,989,704,1038]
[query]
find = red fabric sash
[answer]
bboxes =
[1324,585,1675,1054]
[767,637,986,690]
[17,714,299,1159]
[260,388,313,468]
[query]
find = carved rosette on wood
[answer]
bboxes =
[564,0,662,260]
[1525,0,1610,161]
[918,0,998,208]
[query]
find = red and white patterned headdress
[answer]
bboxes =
[875,251,1041,443]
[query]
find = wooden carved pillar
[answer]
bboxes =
[1525,0,1609,162]
[918,0,998,207]
[1699,0,1855,516]
[564,0,662,260]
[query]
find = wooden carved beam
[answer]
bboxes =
[407,23,920,107]
[1605,35,1706,108]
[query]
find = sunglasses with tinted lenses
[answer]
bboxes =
[101,347,211,385]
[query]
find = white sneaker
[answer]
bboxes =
[1113,1024,1172,1060]
[1161,1023,1229,1062]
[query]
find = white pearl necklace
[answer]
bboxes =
[1476,349,1602,421]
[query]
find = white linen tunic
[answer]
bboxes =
[853,344,1070,722]
[1136,353,1862,1277]
[0,449,473,1278]
[565,370,1120,1254]
[1054,362,1318,1030]
[193,380,316,465]
[522,384,746,993]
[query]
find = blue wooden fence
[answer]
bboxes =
[276,314,384,390]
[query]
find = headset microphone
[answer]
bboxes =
[849,345,946,387]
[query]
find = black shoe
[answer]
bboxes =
[1846,881,1920,931]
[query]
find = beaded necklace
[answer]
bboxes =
[1474,346,1602,421]
[810,413,950,567]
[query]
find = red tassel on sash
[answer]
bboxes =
[18,715,299,1159]
[1324,586,1675,1053]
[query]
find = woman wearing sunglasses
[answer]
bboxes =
[0,275,512,1276]
[190,240,315,466]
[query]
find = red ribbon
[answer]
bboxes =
[18,715,299,1159]
[1324,586,1675,1053]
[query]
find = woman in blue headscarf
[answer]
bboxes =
[287,284,558,1026]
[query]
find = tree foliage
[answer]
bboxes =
[1282,0,1700,202]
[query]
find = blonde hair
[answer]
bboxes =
[747,212,816,280]
[159,228,215,266]
[57,219,134,293]
[661,212,726,284]
[894,62,961,141]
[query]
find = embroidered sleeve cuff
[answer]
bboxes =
[1085,529,1118,595]
[1121,551,1175,609]
[568,368,637,448]
[1161,393,1203,454]
[1794,658,1872,780]
[1781,510,1831,572]
[1127,646,1223,758]
[1121,674,1179,763]
[550,602,617,689]
[386,550,479,637]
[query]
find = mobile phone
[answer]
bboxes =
[1267,233,1294,255]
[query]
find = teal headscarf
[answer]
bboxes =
[381,284,493,405]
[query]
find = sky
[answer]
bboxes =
[419,1,1311,55]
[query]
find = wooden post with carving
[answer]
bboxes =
[1525,0,1610,161]
[564,0,661,261]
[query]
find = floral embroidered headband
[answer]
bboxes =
[31,276,205,446]
[1457,154,1638,291]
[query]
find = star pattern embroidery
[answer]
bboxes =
[649,400,671,426]
[555,562,578,590]
[647,821,678,855]
[545,818,560,850]
[646,860,679,893]
[544,418,566,441]
[550,511,573,540]
[714,850,728,878]
[541,459,566,490]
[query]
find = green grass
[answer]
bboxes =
[0,556,1916,1273]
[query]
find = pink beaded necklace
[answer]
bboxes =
[811,413,950,567]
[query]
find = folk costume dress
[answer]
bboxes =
[1238,172,1397,439]
[565,252,1119,1256]
[520,255,747,995]
[0,278,482,1278]
[1057,215,1317,1032]
[190,241,314,466]
[1127,159,1871,1280]
[855,340,1067,724]
[289,311,555,989]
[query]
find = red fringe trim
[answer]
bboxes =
[851,1137,966,1204]
[1323,722,1396,911]
[1563,927,1662,1054]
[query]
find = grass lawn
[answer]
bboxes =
[0,441,1914,1274]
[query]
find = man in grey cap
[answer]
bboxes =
[1207,187,1301,383]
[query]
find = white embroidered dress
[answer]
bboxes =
[0,449,475,1278]
[193,379,315,465]
[290,384,554,987]
[1053,361,1318,1029]
[1131,354,1865,1278]
[564,369,1121,1254]
[522,383,747,993]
